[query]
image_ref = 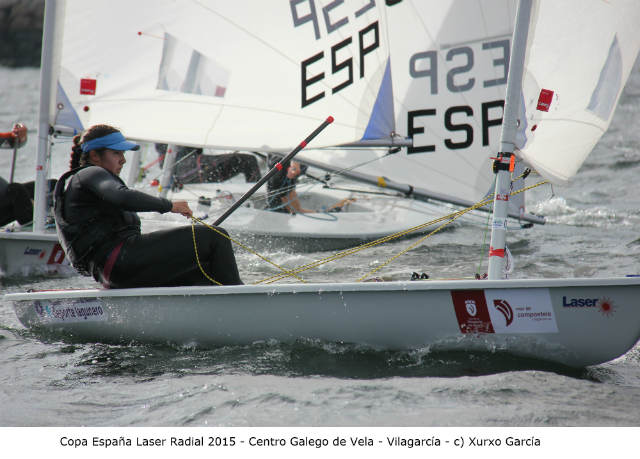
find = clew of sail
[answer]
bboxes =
[516,0,640,183]
[55,0,393,151]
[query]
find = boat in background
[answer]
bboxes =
[1,0,400,273]
[55,0,543,252]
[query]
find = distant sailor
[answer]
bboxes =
[266,159,354,214]
[55,124,243,288]
[0,123,57,228]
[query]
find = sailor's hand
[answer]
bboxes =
[12,123,27,144]
[171,200,193,218]
[337,198,356,208]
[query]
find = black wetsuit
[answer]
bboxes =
[55,165,242,288]
[266,165,297,213]
[154,145,260,185]
[0,176,57,226]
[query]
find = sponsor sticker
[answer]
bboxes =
[80,78,97,95]
[537,88,554,111]
[562,295,616,317]
[34,299,106,323]
[451,290,495,333]
[23,246,44,256]
[451,288,558,334]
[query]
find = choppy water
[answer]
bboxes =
[1,59,640,441]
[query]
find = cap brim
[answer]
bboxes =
[109,140,140,151]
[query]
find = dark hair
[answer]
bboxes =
[69,124,120,170]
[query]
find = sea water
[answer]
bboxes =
[1,62,640,455]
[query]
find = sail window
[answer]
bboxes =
[587,36,622,121]
[156,33,229,98]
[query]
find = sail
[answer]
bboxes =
[55,0,392,150]
[297,0,518,206]
[516,0,640,183]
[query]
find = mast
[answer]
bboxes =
[158,144,178,198]
[34,0,63,232]
[487,0,534,279]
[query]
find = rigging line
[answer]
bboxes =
[258,209,470,284]
[312,149,495,206]
[259,178,549,284]
[357,176,548,281]
[303,149,398,180]
[315,185,400,198]
[191,216,306,283]
[191,222,222,286]
[476,204,493,275]
[196,181,305,211]
[189,0,381,119]
[356,198,478,281]
[522,117,607,133]
[149,147,201,182]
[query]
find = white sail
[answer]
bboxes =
[298,0,518,205]
[516,0,640,183]
[56,0,392,150]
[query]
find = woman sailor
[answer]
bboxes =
[55,124,242,288]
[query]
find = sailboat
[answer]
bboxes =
[146,0,545,250]
[0,2,73,277]
[0,0,395,272]
[6,0,640,368]
[36,0,545,254]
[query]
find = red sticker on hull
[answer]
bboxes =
[451,290,495,334]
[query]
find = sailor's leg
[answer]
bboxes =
[108,225,242,288]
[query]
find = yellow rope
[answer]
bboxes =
[255,210,467,284]
[258,179,548,284]
[191,179,549,285]
[191,221,222,285]
[357,178,549,281]
[191,216,307,283]
[356,200,489,281]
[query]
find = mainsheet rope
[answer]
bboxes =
[190,178,549,285]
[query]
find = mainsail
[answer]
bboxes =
[53,0,545,223]
[55,0,393,150]
[516,0,640,183]
[297,0,518,207]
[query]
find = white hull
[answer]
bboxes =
[7,277,640,367]
[146,182,484,251]
[0,231,72,277]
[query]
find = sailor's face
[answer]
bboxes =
[98,149,126,175]
[287,162,301,179]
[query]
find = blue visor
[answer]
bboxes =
[81,131,140,153]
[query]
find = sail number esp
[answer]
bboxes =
[289,0,381,107]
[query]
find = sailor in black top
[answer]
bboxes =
[266,160,355,214]
[0,123,57,227]
[55,124,242,288]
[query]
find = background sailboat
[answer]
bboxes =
[52,0,541,252]
[53,0,463,252]
[0,0,400,273]
[0,0,71,277]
